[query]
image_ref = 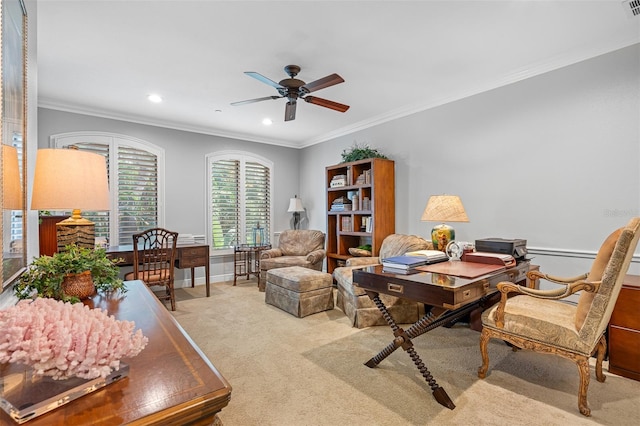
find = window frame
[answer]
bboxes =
[206,150,274,256]
[50,131,165,246]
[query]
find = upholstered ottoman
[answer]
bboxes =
[265,266,334,317]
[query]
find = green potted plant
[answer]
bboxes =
[15,244,126,303]
[341,142,388,163]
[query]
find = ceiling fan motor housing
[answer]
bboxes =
[284,65,301,77]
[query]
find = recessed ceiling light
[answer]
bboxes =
[262,118,273,126]
[147,94,163,103]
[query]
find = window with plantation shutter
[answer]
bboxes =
[207,151,272,254]
[51,132,164,246]
[117,146,159,245]
[9,134,24,244]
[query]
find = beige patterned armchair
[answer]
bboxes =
[333,234,433,328]
[259,230,326,291]
[478,217,640,417]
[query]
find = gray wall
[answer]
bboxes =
[300,44,640,281]
[33,44,640,287]
[37,109,300,282]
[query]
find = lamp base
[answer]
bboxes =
[292,212,301,230]
[56,223,95,251]
[431,223,455,252]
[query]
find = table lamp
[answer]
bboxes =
[421,195,469,251]
[288,195,305,230]
[2,145,23,210]
[31,148,110,251]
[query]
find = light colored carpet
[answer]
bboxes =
[171,280,640,426]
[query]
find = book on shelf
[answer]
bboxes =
[360,216,372,232]
[331,196,352,211]
[341,216,353,232]
[331,203,352,211]
[330,175,347,188]
[382,266,420,275]
[381,255,429,270]
[361,196,371,211]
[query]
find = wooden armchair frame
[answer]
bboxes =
[125,228,179,311]
[478,217,640,416]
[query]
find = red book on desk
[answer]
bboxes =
[416,260,506,279]
[462,252,516,268]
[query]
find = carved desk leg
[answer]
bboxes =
[364,291,455,410]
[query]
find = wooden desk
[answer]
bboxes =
[0,280,231,425]
[352,261,533,410]
[107,243,211,297]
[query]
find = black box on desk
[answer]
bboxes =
[475,238,527,259]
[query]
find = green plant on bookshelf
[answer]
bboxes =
[340,143,388,163]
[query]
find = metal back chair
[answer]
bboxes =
[126,228,179,310]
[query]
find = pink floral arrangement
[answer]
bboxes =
[0,297,148,380]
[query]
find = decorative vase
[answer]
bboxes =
[62,270,95,299]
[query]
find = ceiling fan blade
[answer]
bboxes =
[304,96,350,113]
[245,71,284,89]
[230,95,281,106]
[301,73,344,93]
[284,101,297,121]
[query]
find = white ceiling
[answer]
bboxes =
[37,1,640,148]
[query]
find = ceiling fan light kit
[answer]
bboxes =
[231,65,350,121]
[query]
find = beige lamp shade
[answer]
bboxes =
[421,195,469,223]
[2,145,23,210]
[421,195,469,252]
[288,195,304,230]
[31,148,110,220]
[287,196,305,212]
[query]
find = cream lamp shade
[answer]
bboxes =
[421,195,469,251]
[288,195,305,230]
[31,148,110,218]
[31,148,110,250]
[287,196,305,213]
[2,145,23,210]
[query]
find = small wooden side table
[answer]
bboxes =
[234,244,271,285]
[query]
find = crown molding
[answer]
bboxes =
[39,38,639,150]
[301,38,640,148]
[37,98,301,149]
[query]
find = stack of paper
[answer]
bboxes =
[177,234,195,244]
[381,255,429,274]
[405,249,448,264]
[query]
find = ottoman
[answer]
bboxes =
[265,266,334,317]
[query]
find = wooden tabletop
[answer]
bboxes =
[353,262,532,310]
[0,281,231,425]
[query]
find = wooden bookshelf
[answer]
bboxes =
[38,215,68,256]
[325,158,395,274]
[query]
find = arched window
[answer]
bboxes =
[50,132,165,246]
[206,151,273,254]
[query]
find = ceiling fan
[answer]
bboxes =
[231,65,350,121]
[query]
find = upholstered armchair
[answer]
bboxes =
[478,217,640,417]
[334,234,433,328]
[259,229,326,291]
